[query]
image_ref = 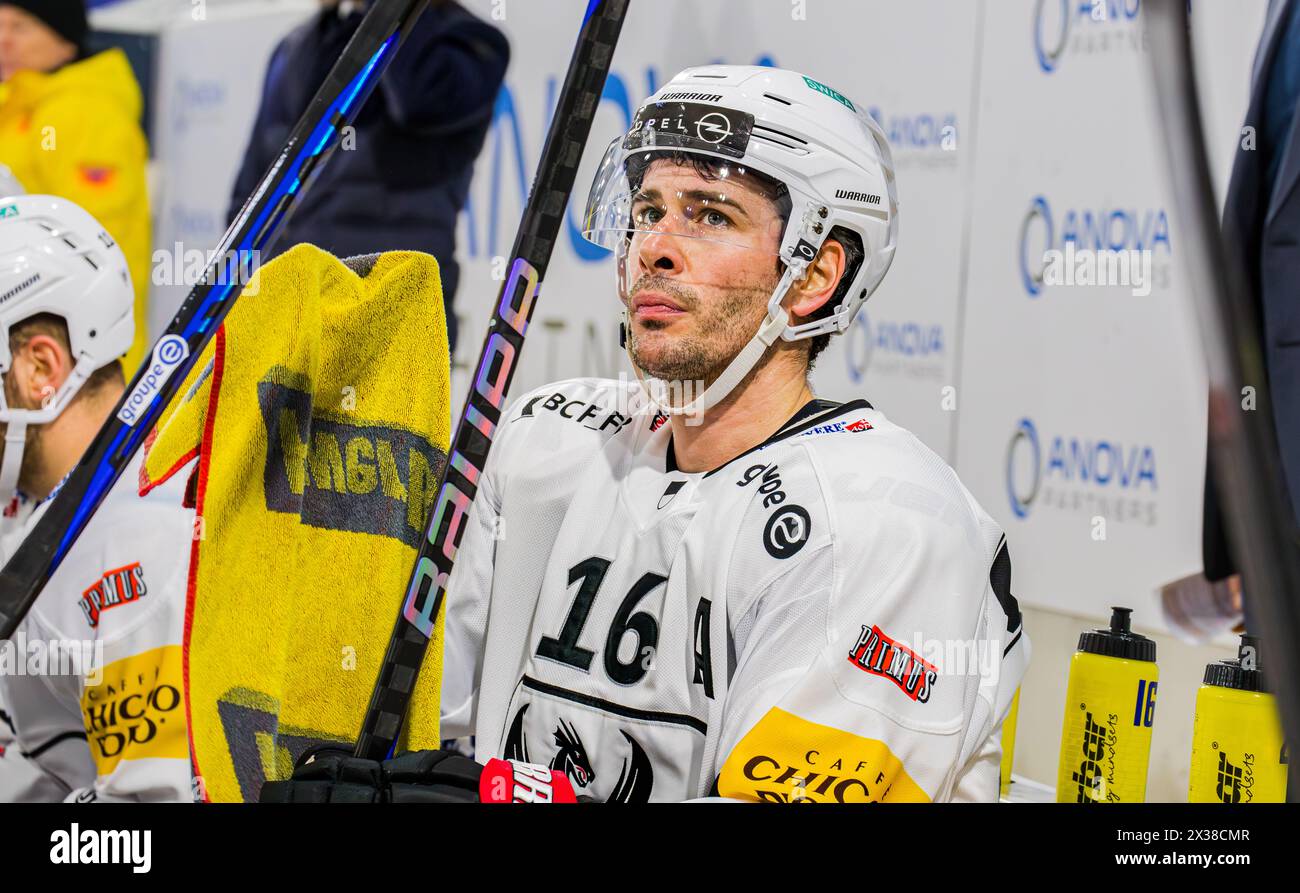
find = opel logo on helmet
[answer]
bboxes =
[695,112,733,145]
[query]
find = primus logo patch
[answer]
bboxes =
[79,562,147,628]
[847,624,937,703]
[259,373,446,547]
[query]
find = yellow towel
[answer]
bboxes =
[141,244,450,803]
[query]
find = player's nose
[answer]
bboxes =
[637,229,687,277]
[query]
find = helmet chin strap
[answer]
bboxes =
[0,419,27,499]
[623,266,799,420]
[0,359,92,502]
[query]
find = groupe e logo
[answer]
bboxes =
[116,335,190,426]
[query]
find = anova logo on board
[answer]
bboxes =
[1005,417,1158,525]
[867,106,959,166]
[1017,195,1172,297]
[1034,0,1146,74]
[845,308,946,384]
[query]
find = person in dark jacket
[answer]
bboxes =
[228,0,509,350]
[1204,0,1300,629]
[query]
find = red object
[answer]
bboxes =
[78,164,118,187]
[480,758,578,803]
[846,623,938,703]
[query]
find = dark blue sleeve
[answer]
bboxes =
[227,36,299,225]
[378,1,511,134]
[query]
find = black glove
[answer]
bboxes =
[259,745,483,803]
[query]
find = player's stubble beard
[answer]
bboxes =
[625,272,778,388]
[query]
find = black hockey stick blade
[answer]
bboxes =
[354,0,631,761]
[1146,0,1300,799]
[0,0,430,640]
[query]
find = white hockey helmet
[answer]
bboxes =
[0,194,134,496]
[582,65,898,414]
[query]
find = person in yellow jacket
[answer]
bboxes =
[0,0,150,373]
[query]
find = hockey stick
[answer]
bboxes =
[0,0,430,640]
[353,0,630,761]
[1146,0,1300,800]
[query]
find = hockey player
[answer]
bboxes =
[0,195,195,801]
[265,66,1030,804]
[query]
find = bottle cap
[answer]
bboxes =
[1077,606,1157,662]
[1203,634,1267,692]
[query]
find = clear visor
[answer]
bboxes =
[582,138,793,308]
[582,136,792,250]
[587,144,792,318]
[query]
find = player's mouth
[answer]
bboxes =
[632,291,687,320]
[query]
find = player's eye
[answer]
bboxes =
[702,208,732,228]
[633,203,664,226]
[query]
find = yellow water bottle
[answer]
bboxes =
[1056,606,1158,803]
[1188,635,1287,803]
[1000,688,1021,798]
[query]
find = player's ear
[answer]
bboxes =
[14,334,69,408]
[785,239,846,319]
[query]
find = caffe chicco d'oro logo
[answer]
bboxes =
[80,645,187,775]
[717,707,928,803]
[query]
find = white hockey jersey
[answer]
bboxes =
[0,491,58,801]
[440,377,1030,802]
[0,451,196,802]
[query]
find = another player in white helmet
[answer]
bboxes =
[0,195,195,802]
[0,194,128,799]
[0,195,134,529]
[270,66,1029,804]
